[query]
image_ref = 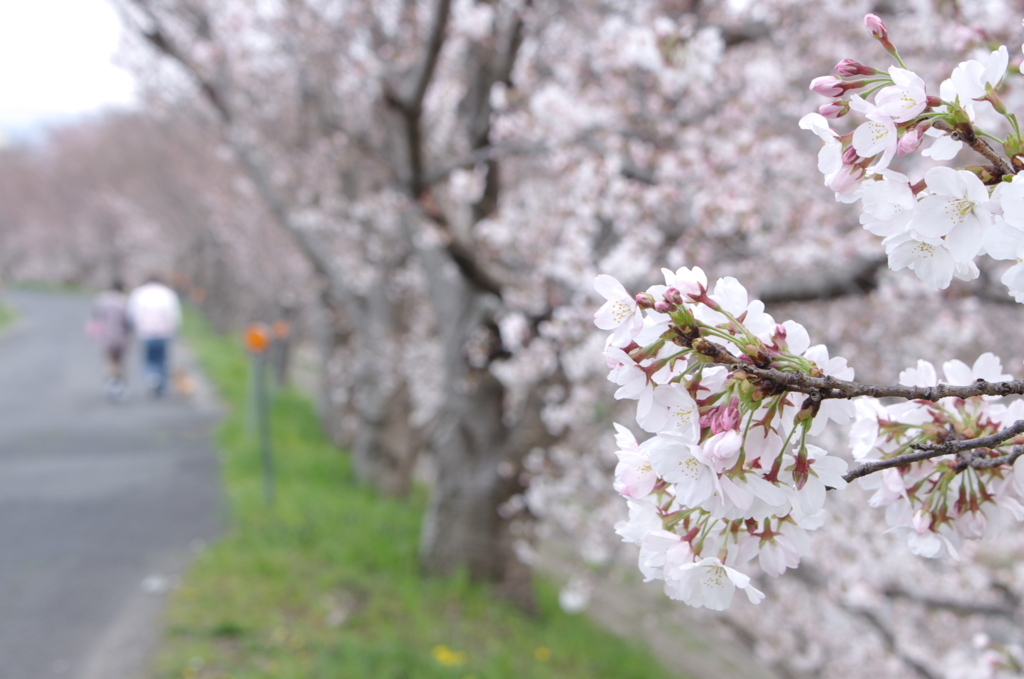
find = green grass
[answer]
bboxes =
[0,302,15,331]
[8,279,89,295]
[153,311,677,679]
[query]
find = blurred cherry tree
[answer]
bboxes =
[6,0,1024,675]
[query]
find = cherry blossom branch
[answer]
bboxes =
[883,584,1018,617]
[789,566,940,679]
[960,444,1024,469]
[423,142,547,187]
[408,0,453,114]
[119,0,233,123]
[700,347,1024,401]
[385,0,453,197]
[758,256,886,303]
[841,447,955,482]
[911,423,1024,455]
[931,119,1014,177]
[841,427,1024,482]
[846,604,941,679]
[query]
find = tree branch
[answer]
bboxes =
[422,142,547,187]
[932,119,1014,177]
[384,0,453,196]
[912,423,1024,456]
[883,584,1018,618]
[118,0,232,123]
[758,256,887,304]
[408,0,453,113]
[706,351,1024,401]
[845,604,941,679]
[960,444,1024,469]
[842,428,1024,482]
[842,447,961,482]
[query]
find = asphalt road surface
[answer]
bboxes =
[0,289,222,679]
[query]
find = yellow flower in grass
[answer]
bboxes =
[534,646,552,662]
[431,645,468,667]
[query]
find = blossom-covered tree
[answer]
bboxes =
[0,110,310,326]
[13,0,1024,674]
[592,9,1024,678]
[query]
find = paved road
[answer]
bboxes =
[0,290,222,679]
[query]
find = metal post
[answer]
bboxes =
[254,351,275,505]
[245,323,275,505]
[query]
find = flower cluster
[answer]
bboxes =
[803,14,1024,298]
[595,268,851,609]
[850,353,1024,559]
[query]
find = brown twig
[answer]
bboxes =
[711,351,1024,401]
[842,427,1024,482]
[932,119,1014,177]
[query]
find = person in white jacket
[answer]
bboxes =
[126,275,182,397]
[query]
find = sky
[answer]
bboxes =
[0,0,135,137]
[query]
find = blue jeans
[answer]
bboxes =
[143,338,170,396]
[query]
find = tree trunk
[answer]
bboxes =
[416,243,538,609]
[319,282,421,497]
[419,362,535,606]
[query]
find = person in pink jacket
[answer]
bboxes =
[126,275,182,397]
[90,279,132,400]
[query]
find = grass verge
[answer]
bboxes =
[0,301,15,331]
[152,312,678,679]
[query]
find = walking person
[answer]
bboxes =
[89,279,132,401]
[127,275,182,398]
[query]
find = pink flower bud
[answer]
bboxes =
[911,510,931,535]
[819,99,849,119]
[897,127,923,156]
[810,75,845,97]
[772,323,787,344]
[829,164,865,194]
[663,287,684,306]
[635,292,656,309]
[864,13,887,39]
[926,95,942,107]
[834,59,875,76]
[841,145,859,165]
[654,301,673,314]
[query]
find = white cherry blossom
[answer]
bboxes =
[942,352,1010,386]
[886,233,956,289]
[982,215,1024,301]
[660,265,708,302]
[614,499,662,545]
[996,174,1024,228]
[612,424,659,499]
[888,508,961,559]
[874,67,929,122]
[949,46,1008,102]
[798,112,844,185]
[859,171,915,238]
[636,383,700,438]
[803,345,855,435]
[603,344,650,399]
[639,530,694,583]
[694,277,775,341]
[646,435,716,506]
[908,167,992,261]
[757,523,811,577]
[777,319,811,355]
[920,126,963,160]
[849,94,898,171]
[594,274,643,347]
[665,557,764,610]
[921,80,967,159]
